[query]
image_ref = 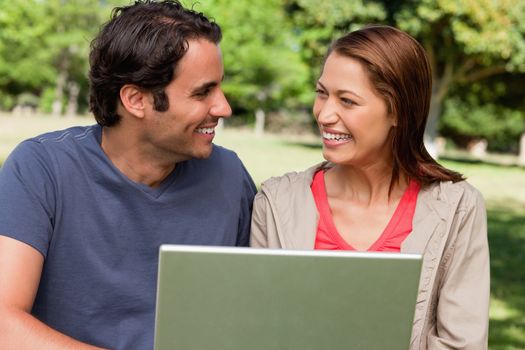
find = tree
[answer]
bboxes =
[394,0,525,155]
[0,0,111,114]
[42,0,106,116]
[282,0,525,154]
[440,96,524,152]
[284,0,386,84]
[439,72,525,153]
[197,0,310,133]
[0,0,55,109]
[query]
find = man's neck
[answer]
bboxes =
[100,126,176,188]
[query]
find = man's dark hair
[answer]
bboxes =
[89,0,222,126]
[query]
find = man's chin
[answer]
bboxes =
[192,145,214,160]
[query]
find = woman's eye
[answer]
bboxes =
[341,97,355,106]
[315,88,327,96]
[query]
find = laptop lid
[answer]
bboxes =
[154,245,422,350]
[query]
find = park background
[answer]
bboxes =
[0,0,524,348]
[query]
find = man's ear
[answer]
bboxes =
[119,84,148,119]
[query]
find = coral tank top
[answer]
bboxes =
[311,170,420,252]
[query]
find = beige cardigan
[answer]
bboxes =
[250,162,490,350]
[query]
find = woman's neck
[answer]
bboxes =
[325,163,409,207]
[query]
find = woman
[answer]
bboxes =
[250,25,489,349]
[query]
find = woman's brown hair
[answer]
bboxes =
[328,25,463,187]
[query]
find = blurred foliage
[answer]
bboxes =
[197,0,311,120]
[0,1,55,91]
[0,0,111,114]
[440,73,525,152]
[441,96,524,152]
[1,0,524,151]
[283,0,386,81]
[38,87,57,114]
[16,92,40,107]
[393,0,525,144]
[0,91,14,110]
[396,0,525,68]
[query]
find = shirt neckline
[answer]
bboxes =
[91,124,183,199]
[314,170,419,251]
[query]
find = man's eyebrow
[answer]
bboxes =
[190,81,218,95]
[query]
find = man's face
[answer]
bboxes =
[142,39,232,162]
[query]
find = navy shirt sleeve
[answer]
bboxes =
[0,140,56,257]
[236,163,257,246]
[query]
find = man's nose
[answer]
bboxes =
[211,90,232,119]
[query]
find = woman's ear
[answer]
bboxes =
[390,113,398,127]
[119,84,147,119]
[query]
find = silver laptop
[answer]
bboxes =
[154,245,422,350]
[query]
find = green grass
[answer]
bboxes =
[215,129,324,186]
[1,114,525,348]
[488,204,525,349]
[439,161,525,349]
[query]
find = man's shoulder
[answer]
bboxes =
[210,144,240,161]
[12,125,97,155]
[184,144,252,182]
[29,125,98,146]
[2,124,99,178]
[195,144,245,171]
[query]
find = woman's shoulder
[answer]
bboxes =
[442,179,482,197]
[422,179,485,209]
[259,162,328,195]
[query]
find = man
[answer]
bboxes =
[0,1,256,349]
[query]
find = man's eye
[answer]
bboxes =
[193,88,212,98]
[196,89,210,97]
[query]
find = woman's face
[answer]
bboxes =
[313,52,396,168]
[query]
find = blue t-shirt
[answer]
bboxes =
[0,125,256,349]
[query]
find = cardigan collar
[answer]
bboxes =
[260,162,465,253]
